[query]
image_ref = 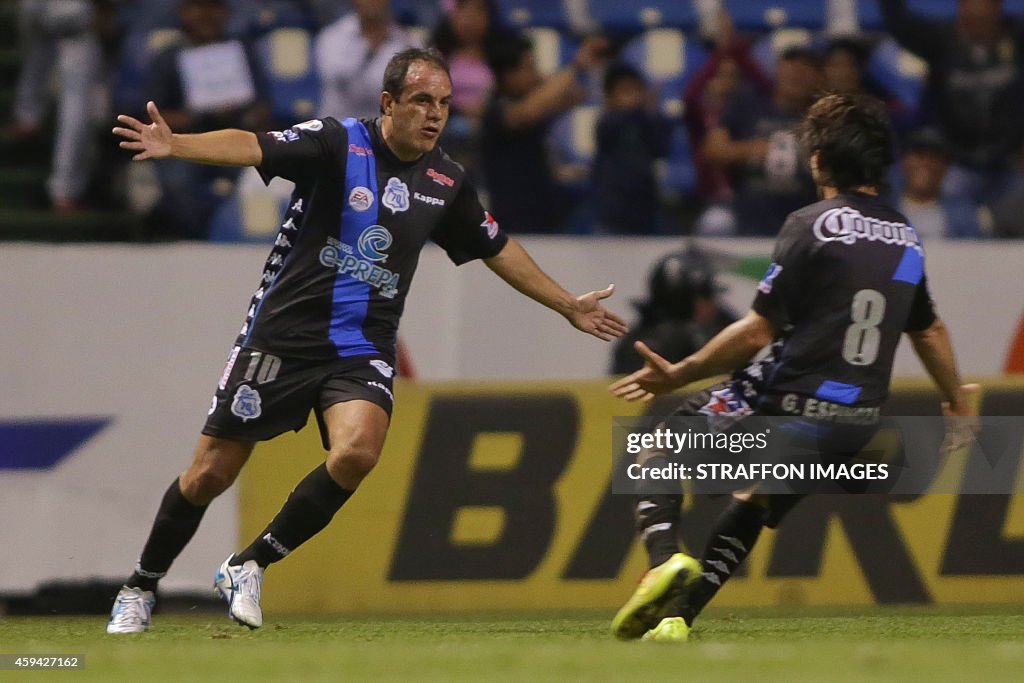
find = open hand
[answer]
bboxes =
[609,341,683,401]
[113,101,173,161]
[567,284,629,341]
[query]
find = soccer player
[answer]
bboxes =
[608,92,979,643]
[106,47,628,634]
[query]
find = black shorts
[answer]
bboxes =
[202,346,395,449]
[655,382,882,522]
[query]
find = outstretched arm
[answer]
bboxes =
[113,101,262,166]
[610,309,776,401]
[484,238,628,342]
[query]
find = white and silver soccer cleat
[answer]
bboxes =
[106,585,156,634]
[214,555,264,629]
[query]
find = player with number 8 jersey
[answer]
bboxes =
[608,92,979,643]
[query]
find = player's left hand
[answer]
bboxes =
[609,341,684,402]
[568,284,629,341]
[940,383,981,455]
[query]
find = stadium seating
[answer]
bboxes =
[867,36,927,116]
[112,28,183,117]
[255,27,320,126]
[619,28,709,85]
[587,0,699,31]
[497,0,572,30]
[727,1,827,31]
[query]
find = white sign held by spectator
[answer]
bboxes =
[178,40,256,113]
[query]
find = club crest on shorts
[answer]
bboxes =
[231,384,262,422]
[382,177,409,213]
[370,359,394,378]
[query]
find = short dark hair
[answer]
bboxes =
[825,37,870,68]
[779,45,821,67]
[602,62,645,96]
[800,92,894,191]
[486,33,533,82]
[381,47,451,111]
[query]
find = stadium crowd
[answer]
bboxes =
[8,0,1024,239]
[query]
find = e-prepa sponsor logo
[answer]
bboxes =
[319,230,399,298]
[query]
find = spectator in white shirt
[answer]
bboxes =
[315,0,418,119]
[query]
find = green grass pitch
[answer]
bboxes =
[2,606,1023,682]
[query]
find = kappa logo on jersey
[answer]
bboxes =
[812,207,922,252]
[357,225,392,262]
[382,177,410,213]
[349,186,374,212]
[414,192,445,207]
[481,211,500,239]
[370,359,394,378]
[427,168,455,187]
[294,119,324,132]
[231,384,262,422]
[758,263,783,294]
[270,129,300,143]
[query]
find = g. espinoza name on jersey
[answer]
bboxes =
[812,207,922,252]
[319,230,400,299]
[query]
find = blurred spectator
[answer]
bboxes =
[700,47,821,236]
[591,63,672,234]
[430,0,505,175]
[316,0,417,120]
[882,0,1024,205]
[611,247,737,375]
[896,128,985,240]
[990,149,1024,237]
[683,8,772,207]
[147,0,272,238]
[12,0,102,212]
[823,37,915,131]
[481,34,606,233]
[431,0,503,122]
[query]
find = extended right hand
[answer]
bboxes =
[113,101,173,161]
[609,342,685,402]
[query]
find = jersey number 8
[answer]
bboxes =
[842,289,886,366]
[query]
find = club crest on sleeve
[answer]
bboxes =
[349,186,374,212]
[231,384,262,422]
[382,177,410,214]
[481,211,499,239]
[370,359,394,378]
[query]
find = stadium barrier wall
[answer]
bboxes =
[1,240,1022,596]
[242,379,1024,614]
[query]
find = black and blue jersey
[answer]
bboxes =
[234,116,508,362]
[750,192,937,409]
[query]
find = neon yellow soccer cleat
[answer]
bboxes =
[641,616,691,642]
[610,552,702,640]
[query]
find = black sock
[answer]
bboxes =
[634,456,683,568]
[232,463,353,568]
[677,499,765,625]
[127,478,208,592]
